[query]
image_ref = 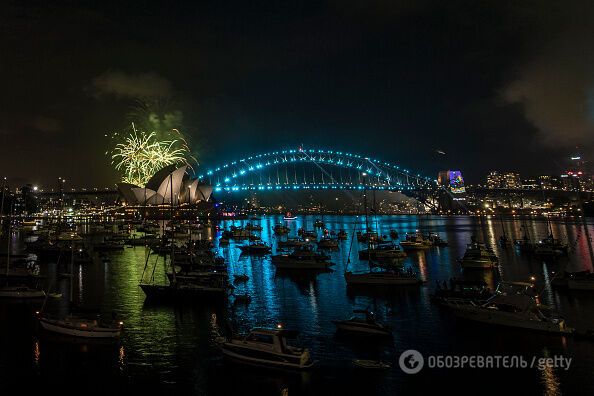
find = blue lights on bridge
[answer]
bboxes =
[197,147,435,193]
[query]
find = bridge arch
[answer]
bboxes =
[198,147,434,193]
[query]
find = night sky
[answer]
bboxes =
[1,1,593,187]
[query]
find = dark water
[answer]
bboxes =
[1,215,594,395]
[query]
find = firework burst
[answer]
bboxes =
[110,123,192,186]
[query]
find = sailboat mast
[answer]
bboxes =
[6,202,13,277]
[169,173,176,285]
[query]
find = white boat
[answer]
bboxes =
[448,282,574,334]
[215,327,313,370]
[399,232,432,250]
[37,314,123,338]
[458,241,498,269]
[0,286,46,299]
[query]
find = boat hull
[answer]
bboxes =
[345,272,421,286]
[333,321,391,336]
[449,305,572,334]
[272,258,334,270]
[39,318,121,338]
[218,342,313,370]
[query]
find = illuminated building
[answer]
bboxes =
[117,165,213,206]
[437,170,466,212]
[486,171,522,189]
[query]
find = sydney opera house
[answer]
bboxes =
[117,165,213,206]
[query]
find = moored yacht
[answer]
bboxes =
[345,266,422,286]
[447,282,574,334]
[37,313,123,339]
[332,309,392,336]
[271,245,333,270]
[458,239,498,269]
[215,326,314,370]
[0,285,46,299]
[238,241,272,254]
[359,242,406,261]
[399,231,432,250]
[317,236,339,249]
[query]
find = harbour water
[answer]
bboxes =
[1,215,594,395]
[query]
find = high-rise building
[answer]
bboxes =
[486,171,521,189]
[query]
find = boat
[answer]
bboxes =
[317,236,339,249]
[230,226,251,239]
[458,238,498,269]
[277,237,308,249]
[37,313,123,339]
[352,359,392,369]
[399,231,432,250]
[447,282,574,334]
[283,211,297,221]
[356,231,384,244]
[244,223,263,231]
[233,293,252,304]
[431,279,492,306]
[215,327,314,370]
[273,224,290,235]
[345,267,422,286]
[533,234,568,258]
[332,309,392,336]
[313,219,325,228]
[359,242,406,261]
[0,285,45,299]
[272,245,333,270]
[233,274,249,282]
[566,271,594,291]
[427,233,448,247]
[238,241,272,254]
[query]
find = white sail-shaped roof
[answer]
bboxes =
[131,188,157,205]
[156,165,187,205]
[196,185,213,202]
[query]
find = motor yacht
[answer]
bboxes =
[238,242,272,254]
[458,240,498,268]
[215,327,314,370]
[399,232,432,250]
[345,266,422,286]
[447,282,574,334]
[332,309,392,336]
[317,237,339,249]
[272,245,333,270]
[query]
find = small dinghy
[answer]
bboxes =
[233,274,249,282]
[234,294,251,304]
[48,293,63,299]
[352,359,391,369]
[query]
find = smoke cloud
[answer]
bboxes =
[92,71,172,99]
[502,26,594,146]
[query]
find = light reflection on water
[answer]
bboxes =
[0,215,593,395]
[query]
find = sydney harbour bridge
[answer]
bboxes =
[198,147,434,194]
